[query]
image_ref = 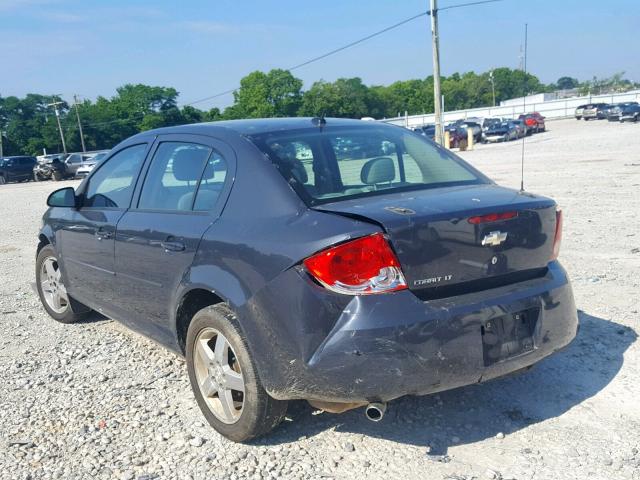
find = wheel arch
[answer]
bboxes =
[175,287,227,355]
[37,232,53,255]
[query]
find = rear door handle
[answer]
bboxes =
[161,239,186,252]
[95,228,113,241]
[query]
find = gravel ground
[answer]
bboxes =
[1,118,639,480]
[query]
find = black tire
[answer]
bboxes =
[186,304,288,442]
[52,171,63,181]
[33,173,40,182]
[0,175,6,185]
[36,245,90,323]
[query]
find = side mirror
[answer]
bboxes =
[47,187,77,208]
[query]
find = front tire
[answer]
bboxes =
[52,171,63,181]
[186,304,288,442]
[36,245,89,323]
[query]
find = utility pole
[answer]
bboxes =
[489,69,496,107]
[73,94,86,152]
[47,99,67,155]
[430,0,444,145]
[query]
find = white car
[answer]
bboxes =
[75,151,109,178]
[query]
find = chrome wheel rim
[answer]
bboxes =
[194,327,245,424]
[40,256,69,314]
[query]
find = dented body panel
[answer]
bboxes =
[242,261,577,402]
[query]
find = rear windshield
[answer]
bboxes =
[249,125,488,205]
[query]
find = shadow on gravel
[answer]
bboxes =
[255,310,636,453]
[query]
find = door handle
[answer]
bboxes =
[161,239,186,252]
[95,228,113,241]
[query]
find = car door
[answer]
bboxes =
[57,142,150,310]
[64,154,83,176]
[113,134,234,340]
[15,158,28,179]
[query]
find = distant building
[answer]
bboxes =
[501,88,582,106]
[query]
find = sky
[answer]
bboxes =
[1,0,638,110]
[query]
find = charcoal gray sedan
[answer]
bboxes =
[36,118,578,441]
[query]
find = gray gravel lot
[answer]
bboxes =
[1,118,639,480]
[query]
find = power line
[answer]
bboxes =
[183,11,429,107]
[439,0,502,12]
[48,0,505,129]
[185,0,503,108]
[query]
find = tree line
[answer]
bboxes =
[0,68,636,156]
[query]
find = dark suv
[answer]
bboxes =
[0,156,37,184]
[37,118,578,442]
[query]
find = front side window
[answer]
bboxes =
[84,144,147,208]
[138,142,215,211]
[250,125,486,205]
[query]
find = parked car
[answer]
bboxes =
[63,153,97,177]
[33,156,67,181]
[518,113,546,133]
[481,117,503,132]
[508,119,528,138]
[413,124,435,141]
[574,105,587,120]
[581,103,609,120]
[619,104,640,122]
[37,117,577,442]
[450,120,482,143]
[482,121,518,143]
[0,156,37,184]
[607,102,639,122]
[76,152,109,178]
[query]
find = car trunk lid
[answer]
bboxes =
[314,184,557,299]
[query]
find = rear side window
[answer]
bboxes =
[84,144,147,208]
[137,141,228,212]
[250,126,484,204]
[138,142,211,211]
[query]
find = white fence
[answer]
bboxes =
[382,89,640,128]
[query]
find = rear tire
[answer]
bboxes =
[52,171,63,181]
[186,304,288,442]
[36,245,90,323]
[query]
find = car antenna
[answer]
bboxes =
[519,23,528,193]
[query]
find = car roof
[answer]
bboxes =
[130,117,379,140]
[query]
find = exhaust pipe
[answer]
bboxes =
[364,402,387,422]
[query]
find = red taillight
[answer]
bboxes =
[303,233,407,295]
[468,211,518,224]
[551,208,563,261]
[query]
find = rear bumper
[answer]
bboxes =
[250,261,578,403]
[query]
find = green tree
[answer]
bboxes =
[226,69,303,118]
[555,76,579,90]
[299,77,377,118]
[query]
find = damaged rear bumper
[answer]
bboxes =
[245,261,578,403]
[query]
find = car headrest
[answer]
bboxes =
[172,148,211,181]
[290,159,308,184]
[361,157,395,185]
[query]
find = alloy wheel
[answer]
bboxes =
[40,257,69,314]
[193,327,245,424]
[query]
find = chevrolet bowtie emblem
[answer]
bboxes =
[482,231,508,247]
